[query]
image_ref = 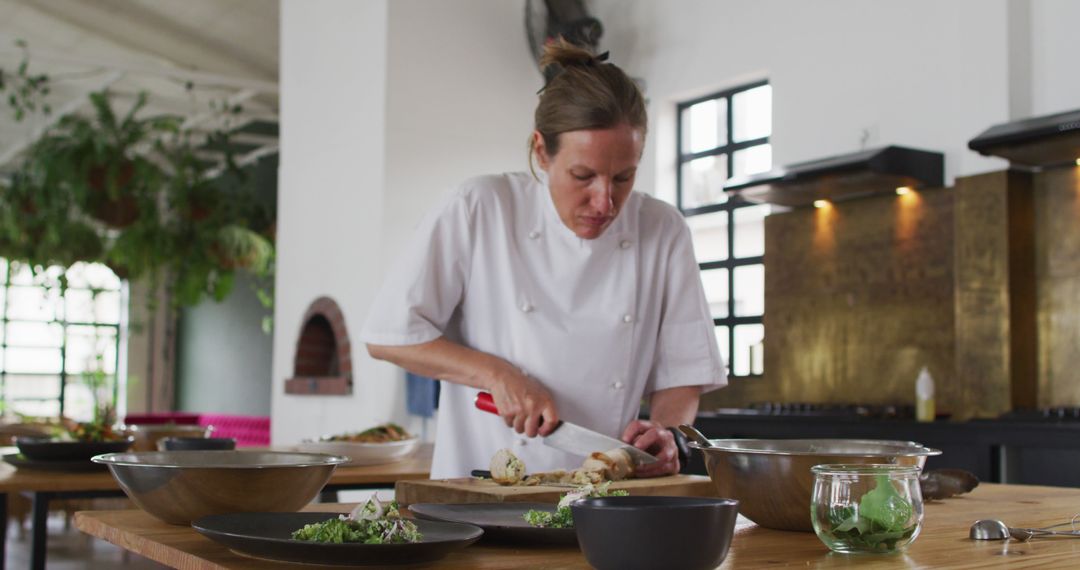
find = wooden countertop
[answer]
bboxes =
[0,444,432,493]
[74,483,1080,569]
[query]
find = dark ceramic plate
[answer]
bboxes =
[2,453,107,472]
[14,437,133,462]
[192,512,483,566]
[410,503,577,545]
[160,437,236,451]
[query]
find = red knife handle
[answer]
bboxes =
[475,392,560,431]
[475,392,499,415]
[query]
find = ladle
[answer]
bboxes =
[677,424,713,448]
[970,519,1080,541]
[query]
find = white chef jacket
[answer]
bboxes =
[361,172,726,478]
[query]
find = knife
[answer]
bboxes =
[474,392,658,465]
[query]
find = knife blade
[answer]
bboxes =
[474,392,658,465]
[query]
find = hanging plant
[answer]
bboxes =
[0,44,277,318]
[28,91,179,229]
[0,169,104,268]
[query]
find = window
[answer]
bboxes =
[0,259,126,421]
[676,82,771,377]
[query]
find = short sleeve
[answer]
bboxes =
[360,188,473,346]
[646,217,727,394]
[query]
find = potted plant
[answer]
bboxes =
[28,91,179,229]
[0,169,104,268]
[0,47,277,323]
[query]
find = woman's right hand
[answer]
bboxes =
[366,337,560,438]
[488,365,559,438]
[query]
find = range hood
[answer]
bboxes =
[968,108,1080,168]
[723,145,944,208]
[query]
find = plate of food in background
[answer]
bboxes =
[8,419,133,471]
[295,423,421,466]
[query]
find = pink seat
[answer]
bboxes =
[197,414,271,447]
[122,412,270,447]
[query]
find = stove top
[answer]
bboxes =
[997,407,1080,422]
[711,402,916,420]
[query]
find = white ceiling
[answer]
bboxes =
[0,0,280,174]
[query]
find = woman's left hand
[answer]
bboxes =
[620,419,679,477]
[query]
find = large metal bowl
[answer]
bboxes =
[93,451,348,524]
[690,439,941,532]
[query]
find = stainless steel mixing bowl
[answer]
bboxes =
[93,450,348,524]
[690,439,941,532]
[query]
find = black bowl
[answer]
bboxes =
[571,496,739,570]
[161,437,237,451]
[14,436,134,462]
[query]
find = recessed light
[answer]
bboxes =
[813,200,829,209]
[895,186,912,196]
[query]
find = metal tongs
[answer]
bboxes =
[970,517,1080,541]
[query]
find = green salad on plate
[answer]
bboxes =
[292,497,422,544]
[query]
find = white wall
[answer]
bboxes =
[382,0,539,266]
[1030,0,1080,116]
[593,0,1015,200]
[273,0,390,444]
[274,0,537,444]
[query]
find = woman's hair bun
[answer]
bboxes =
[539,37,607,74]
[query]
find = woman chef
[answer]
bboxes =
[362,40,726,479]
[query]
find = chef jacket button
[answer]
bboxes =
[620,239,632,249]
[622,314,633,323]
[517,438,528,446]
[521,303,534,313]
[529,231,541,239]
[613,381,624,390]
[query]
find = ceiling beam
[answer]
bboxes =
[0,70,125,169]
[19,0,276,82]
[0,47,278,94]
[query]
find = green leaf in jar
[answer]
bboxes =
[858,475,913,532]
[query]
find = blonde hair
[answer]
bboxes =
[529,39,647,176]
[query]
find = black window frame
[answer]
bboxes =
[0,260,124,420]
[676,79,769,378]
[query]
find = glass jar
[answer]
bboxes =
[811,464,924,554]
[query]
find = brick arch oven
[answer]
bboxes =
[284,296,353,395]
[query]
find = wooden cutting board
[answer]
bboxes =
[394,474,715,506]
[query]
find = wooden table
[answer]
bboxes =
[0,444,431,570]
[73,483,1080,569]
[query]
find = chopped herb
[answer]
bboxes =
[292,497,422,544]
[523,482,629,529]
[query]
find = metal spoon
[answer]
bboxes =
[970,519,1080,541]
[677,424,713,448]
[970,519,1011,540]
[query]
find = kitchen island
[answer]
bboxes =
[74,483,1080,568]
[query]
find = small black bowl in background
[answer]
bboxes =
[571,496,739,570]
[161,437,237,451]
[14,436,134,462]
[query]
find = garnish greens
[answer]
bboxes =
[292,497,422,544]
[822,475,917,552]
[523,482,629,529]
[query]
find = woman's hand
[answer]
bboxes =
[621,419,679,477]
[489,365,559,438]
[367,337,560,438]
